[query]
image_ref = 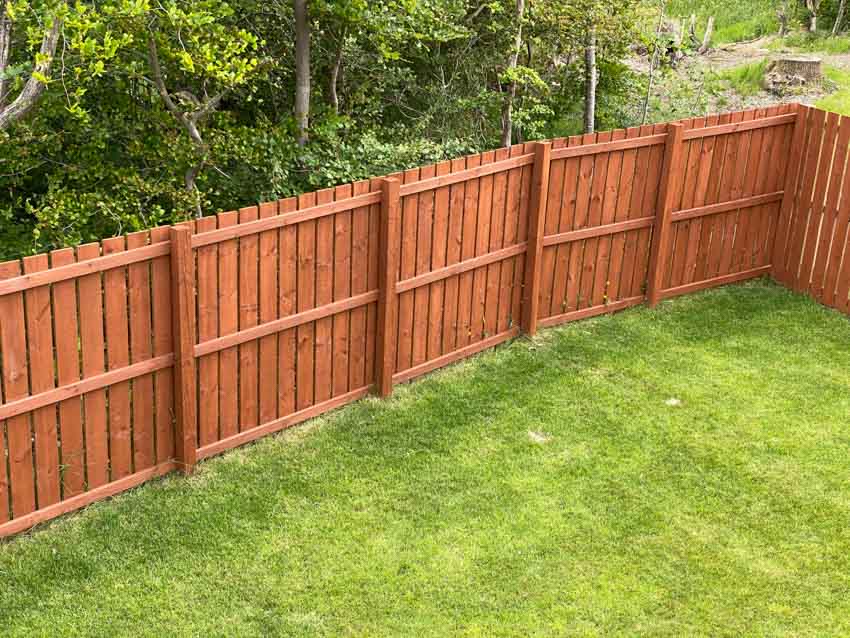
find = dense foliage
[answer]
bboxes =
[0,0,655,258]
[0,0,846,258]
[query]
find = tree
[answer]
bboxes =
[0,4,62,130]
[141,2,262,216]
[584,26,596,134]
[778,0,791,36]
[294,0,310,145]
[834,0,847,35]
[501,0,526,147]
[805,0,821,31]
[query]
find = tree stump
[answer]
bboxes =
[764,56,823,95]
[771,56,823,83]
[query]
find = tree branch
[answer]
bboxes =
[0,13,62,130]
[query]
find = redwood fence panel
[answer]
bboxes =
[777,105,850,314]
[1,103,848,537]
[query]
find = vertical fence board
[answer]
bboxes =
[50,248,85,497]
[126,231,155,471]
[76,243,109,488]
[442,157,467,353]
[428,161,452,360]
[150,226,175,463]
[22,255,60,508]
[217,211,239,439]
[296,193,317,410]
[332,186,353,398]
[365,178,382,385]
[238,206,260,431]
[348,185,369,390]
[258,201,279,423]
[102,237,132,479]
[0,261,36,518]
[196,216,220,447]
[278,198,298,418]
[412,165,436,365]
[314,189,335,404]
[397,168,420,371]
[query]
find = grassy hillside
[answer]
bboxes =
[667,0,778,44]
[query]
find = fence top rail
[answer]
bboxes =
[191,190,383,248]
[0,241,171,297]
[682,112,796,140]
[398,152,535,196]
[550,133,668,160]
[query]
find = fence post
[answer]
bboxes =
[169,225,198,474]
[646,122,685,307]
[375,178,401,397]
[521,141,552,336]
[771,104,808,285]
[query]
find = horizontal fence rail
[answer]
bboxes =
[1,102,847,538]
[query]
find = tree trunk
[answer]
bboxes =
[810,15,818,31]
[778,10,789,37]
[329,31,344,115]
[294,0,311,146]
[501,0,525,148]
[698,17,714,54]
[584,27,597,135]
[642,1,665,125]
[0,9,11,110]
[834,0,847,35]
[0,14,62,131]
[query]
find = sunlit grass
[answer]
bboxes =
[817,65,850,115]
[715,59,770,96]
[1,280,849,636]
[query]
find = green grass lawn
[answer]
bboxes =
[817,65,850,115]
[2,280,849,637]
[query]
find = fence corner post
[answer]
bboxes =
[169,224,198,474]
[521,141,551,336]
[646,122,685,308]
[771,103,808,285]
[375,178,401,398]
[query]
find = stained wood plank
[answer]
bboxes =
[428,161,452,360]
[216,211,239,439]
[76,243,109,488]
[470,153,495,343]
[20,255,60,508]
[578,130,613,310]
[296,193,317,410]
[441,157,467,353]
[196,216,220,447]
[102,237,132,479]
[314,189,335,404]
[333,185,353,398]
[278,198,298,418]
[396,167,420,371]
[484,150,509,338]
[412,164,436,364]
[50,248,85,498]
[348,184,370,390]
[238,206,260,430]
[258,201,279,423]
[0,260,36,518]
[126,231,156,471]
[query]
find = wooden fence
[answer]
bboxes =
[774,107,850,313]
[0,102,846,538]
